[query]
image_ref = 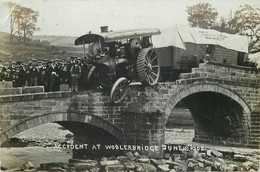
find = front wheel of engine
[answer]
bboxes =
[137,48,160,85]
[110,77,130,103]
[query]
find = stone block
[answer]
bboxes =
[150,158,165,166]
[105,164,125,172]
[60,84,69,91]
[233,154,247,162]
[100,160,120,166]
[142,163,157,172]
[242,161,254,171]
[138,158,150,163]
[211,149,223,158]
[22,86,44,94]
[158,164,170,171]
[123,161,135,170]
[0,88,22,96]
[23,161,34,169]
[0,81,13,88]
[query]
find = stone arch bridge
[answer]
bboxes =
[0,62,260,157]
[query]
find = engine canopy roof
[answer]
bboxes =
[74,28,161,45]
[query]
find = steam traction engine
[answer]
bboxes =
[75,26,161,103]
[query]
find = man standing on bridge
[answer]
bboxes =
[70,59,81,92]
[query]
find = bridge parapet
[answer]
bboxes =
[181,62,259,85]
[1,62,260,152]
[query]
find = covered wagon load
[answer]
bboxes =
[152,26,249,81]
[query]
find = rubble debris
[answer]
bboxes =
[23,161,34,170]
[3,146,259,172]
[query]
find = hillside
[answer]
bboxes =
[32,35,78,47]
[0,32,83,62]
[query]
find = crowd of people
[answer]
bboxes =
[0,57,91,92]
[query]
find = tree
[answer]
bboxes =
[6,2,21,43]
[5,3,39,43]
[212,11,239,34]
[186,3,218,29]
[231,5,260,53]
[15,6,39,43]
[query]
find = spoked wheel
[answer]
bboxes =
[137,48,160,85]
[110,77,130,103]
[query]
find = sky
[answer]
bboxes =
[0,0,259,36]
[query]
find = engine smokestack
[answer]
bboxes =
[100,26,108,33]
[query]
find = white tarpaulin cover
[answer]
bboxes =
[153,26,186,50]
[153,26,249,53]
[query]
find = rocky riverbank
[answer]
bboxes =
[2,123,73,147]
[2,145,259,172]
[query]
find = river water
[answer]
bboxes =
[0,147,72,170]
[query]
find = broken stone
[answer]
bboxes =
[23,169,37,172]
[4,168,22,172]
[169,169,176,172]
[186,151,195,158]
[126,152,135,161]
[23,161,34,169]
[242,161,254,171]
[138,158,150,163]
[205,166,211,172]
[206,150,212,157]
[213,161,221,171]
[133,151,141,158]
[100,160,120,166]
[211,149,223,158]
[105,164,125,172]
[188,161,197,168]
[142,163,157,172]
[203,159,214,167]
[40,162,68,170]
[150,158,165,166]
[135,163,143,172]
[49,166,66,172]
[69,159,93,164]
[158,164,170,172]
[217,157,225,165]
[165,159,180,167]
[248,169,257,172]
[223,164,238,172]
[198,162,204,168]
[188,158,199,164]
[117,156,128,161]
[198,152,206,158]
[164,153,171,159]
[233,154,247,161]
[123,161,135,170]
[73,163,95,171]
[89,167,100,172]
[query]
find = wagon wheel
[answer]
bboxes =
[110,77,130,103]
[137,48,160,85]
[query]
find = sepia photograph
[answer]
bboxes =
[0,0,260,171]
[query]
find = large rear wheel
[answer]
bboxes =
[110,77,129,103]
[137,48,160,85]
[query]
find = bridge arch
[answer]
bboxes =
[163,83,251,131]
[0,111,123,145]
